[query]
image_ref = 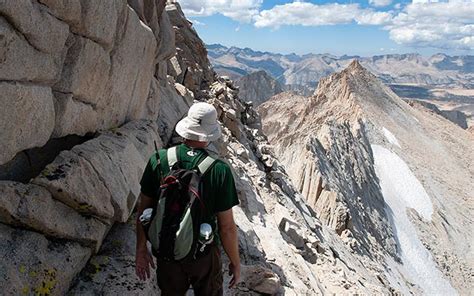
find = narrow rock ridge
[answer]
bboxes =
[2,1,472,295]
[260,61,474,294]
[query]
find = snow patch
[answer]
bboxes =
[382,127,401,148]
[372,145,456,295]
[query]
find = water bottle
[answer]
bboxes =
[139,208,153,226]
[198,223,214,252]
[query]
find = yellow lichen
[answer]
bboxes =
[19,265,26,273]
[21,286,29,295]
[78,204,92,211]
[40,167,52,177]
[34,268,57,296]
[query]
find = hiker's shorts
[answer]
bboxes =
[156,244,223,296]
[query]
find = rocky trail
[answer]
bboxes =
[0,1,472,295]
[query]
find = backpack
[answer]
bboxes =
[146,145,217,262]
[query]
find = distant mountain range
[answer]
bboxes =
[207,44,474,93]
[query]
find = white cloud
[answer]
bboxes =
[253,2,392,28]
[178,0,263,23]
[180,0,474,51]
[190,19,206,26]
[385,0,474,50]
[369,0,393,7]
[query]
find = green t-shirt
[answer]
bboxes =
[140,143,239,228]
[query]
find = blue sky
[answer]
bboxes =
[178,0,474,56]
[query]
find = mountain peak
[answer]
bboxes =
[348,59,363,70]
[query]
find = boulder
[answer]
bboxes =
[70,133,145,222]
[33,119,156,223]
[175,82,194,106]
[33,128,147,223]
[97,6,157,127]
[54,34,111,105]
[52,92,99,138]
[110,120,162,161]
[167,56,182,78]
[156,76,189,143]
[223,109,242,139]
[69,218,159,295]
[0,181,108,250]
[156,8,176,61]
[0,0,69,53]
[279,218,306,249]
[0,17,66,83]
[32,149,116,220]
[0,82,55,165]
[241,265,281,295]
[0,224,91,296]
[38,0,82,28]
[70,0,127,49]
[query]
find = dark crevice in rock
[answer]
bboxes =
[0,79,52,87]
[53,89,98,109]
[0,12,44,53]
[109,4,130,60]
[80,147,118,221]
[36,1,69,27]
[0,133,96,183]
[0,221,96,251]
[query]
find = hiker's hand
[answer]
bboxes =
[135,247,155,281]
[228,262,241,288]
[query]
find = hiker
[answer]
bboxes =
[135,102,241,295]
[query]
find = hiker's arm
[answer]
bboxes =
[136,193,155,251]
[217,208,240,287]
[135,193,155,280]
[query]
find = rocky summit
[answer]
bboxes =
[0,1,473,295]
[259,60,474,295]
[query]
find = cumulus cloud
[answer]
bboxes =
[252,0,474,50]
[253,2,392,28]
[179,0,474,51]
[369,0,393,7]
[178,0,263,23]
[385,0,474,50]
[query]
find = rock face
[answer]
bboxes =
[260,61,474,294]
[236,70,283,106]
[2,0,471,295]
[0,0,171,293]
[0,83,56,164]
[166,2,214,99]
[0,0,163,165]
[0,223,91,296]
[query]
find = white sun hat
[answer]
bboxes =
[175,102,222,142]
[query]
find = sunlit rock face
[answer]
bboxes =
[260,61,474,294]
[1,0,472,295]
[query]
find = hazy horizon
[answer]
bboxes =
[179,0,474,57]
[206,42,474,58]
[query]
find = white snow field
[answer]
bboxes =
[382,127,401,148]
[371,145,457,295]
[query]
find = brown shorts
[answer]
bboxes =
[156,245,223,296]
